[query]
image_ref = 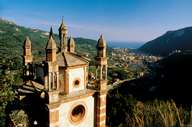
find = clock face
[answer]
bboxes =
[70,104,86,124]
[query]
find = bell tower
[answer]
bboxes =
[59,18,68,52]
[95,35,108,127]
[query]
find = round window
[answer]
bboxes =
[70,105,85,124]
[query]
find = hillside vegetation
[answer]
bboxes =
[139,27,192,56]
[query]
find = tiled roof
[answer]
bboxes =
[57,52,88,67]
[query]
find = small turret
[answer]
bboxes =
[68,36,75,53]
[23,36,33,65]
[23,36,33,79]
[95,34,107,90]
[97,34,106,58]
[59,18,68,52]
[46,27,57,62]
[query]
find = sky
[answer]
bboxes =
[1,0,192,42]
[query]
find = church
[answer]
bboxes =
[20,19,108,127]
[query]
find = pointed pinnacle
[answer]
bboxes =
[100,34,105,40]
[62,16,64,24]
[49,27,53,38]
[60,17,66,28]
[100,34,104,40]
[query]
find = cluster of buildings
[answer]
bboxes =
[111,48,162,68]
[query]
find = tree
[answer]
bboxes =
[0,57,22,127]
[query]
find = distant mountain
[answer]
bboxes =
[0,19,98,65]
[138,27,192,56]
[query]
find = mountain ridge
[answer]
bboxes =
[138,26,192,56]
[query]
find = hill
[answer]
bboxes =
[107,52,192,126]
[138,27,192,56]
[109,51,192,103]
[0,18,98,66]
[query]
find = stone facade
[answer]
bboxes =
[21,19,108,127]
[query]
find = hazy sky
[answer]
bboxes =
[1,0,192,42]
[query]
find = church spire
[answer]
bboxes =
[59,18,68,52]
[46,27,57,62]
[49,26,53,38]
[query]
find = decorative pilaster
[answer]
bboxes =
[48,105,60,127]
[95,92,107,127]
